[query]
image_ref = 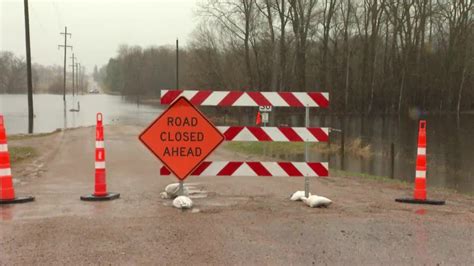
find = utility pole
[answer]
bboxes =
[78,63,82,94]
[76,62,79,95]
[23,0,34,134]
[58,27,72,102]
[176,38,179,89]
[70,54,76,96]
[81,65,85,94]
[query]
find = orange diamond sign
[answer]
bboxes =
[139,97,224,180]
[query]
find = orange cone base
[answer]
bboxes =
[395,198,445,205]
[80,192,120,201]
[0,195,35,205]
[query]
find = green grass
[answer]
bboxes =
[225,142,338,157]
[330,169,409,185]
[8,129,61,141]
[331,169,474,197]
[9,146,37,163]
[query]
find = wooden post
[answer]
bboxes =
[390,142,395,179]
[340,130,345,170]
[23,0,34,133]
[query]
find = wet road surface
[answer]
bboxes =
[1,126,473,265]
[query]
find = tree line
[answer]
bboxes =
[0,51,88,95]
[99,0,474,114]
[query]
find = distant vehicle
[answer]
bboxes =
[88,88,100,94]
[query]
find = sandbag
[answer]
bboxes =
[302,195,332,208]
[160,192,170,199]
[173,196,193,209]
[165,183,189,199]
[290,191,311,201]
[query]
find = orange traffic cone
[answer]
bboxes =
[81,113,119,201]
[256,111,262,125]
[396,120,445,205]
[0,115,34,204]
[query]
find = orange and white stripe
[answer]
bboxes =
[218,126,329,142]
[0,168,11,177]
[0,143,11,177]
[161,90,330,108]
[0,144,8,152]
[160,161,329,177]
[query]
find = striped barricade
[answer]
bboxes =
[161,162,328,177]
[159,89,329,182]
[218,126,329,142]
[161,90,329,108]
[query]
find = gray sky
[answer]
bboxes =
[1,0,200,72]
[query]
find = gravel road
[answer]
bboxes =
[1,125,473,265]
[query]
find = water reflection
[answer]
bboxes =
[0,94,162,134]
[213,108,473,194]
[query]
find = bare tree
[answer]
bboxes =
[289,0,318,91]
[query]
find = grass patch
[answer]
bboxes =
[331,170,473,197]
[225,138,372,158]
[9,146,37,163]
[8,129,61,141]
[225,142,337,157]
[346,138,372,158]
[330,169,409,185]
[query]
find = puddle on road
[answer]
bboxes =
[0,195,119,221]
[160,183,251,212]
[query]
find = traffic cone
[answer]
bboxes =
[81,113,119,201]
[256,111,262,125]
[0,115,34,204]
[396,120,445,205]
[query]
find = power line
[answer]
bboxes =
[51,0,64,31]
[76,62,80,95]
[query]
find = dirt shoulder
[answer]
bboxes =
[1,125,473,265]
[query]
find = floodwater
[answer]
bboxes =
[0,94,472,194]
[268,110,474,194]
[331,115,473,194]
[0,94,161,134]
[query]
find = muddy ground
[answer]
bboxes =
[1,125,473,265]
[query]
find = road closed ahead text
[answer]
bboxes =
[139,97,224,179]
[161,117,204,157]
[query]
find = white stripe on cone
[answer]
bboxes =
[416,170,426,178]
[417,147,426,155]
[0,144,8,152]
[95,162,106,169]
[95,141,105,148]
[0,168,12,177]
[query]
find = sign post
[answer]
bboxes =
[139,97,224,183]
[304,106,310,197]
[259,106,272,127]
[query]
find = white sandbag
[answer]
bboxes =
[173,196,193,209]
[302,195,332,208]
[290,191,311,201]
[165,183,189,198]
[160,192,170,199]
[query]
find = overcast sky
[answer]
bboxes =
[1,0,200,72]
